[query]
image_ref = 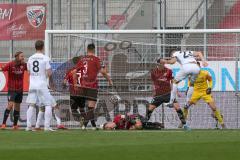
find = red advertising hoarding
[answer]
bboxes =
[0,3,46,40]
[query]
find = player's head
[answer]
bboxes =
[156,58,165,67]
[35,40,44,52]
[102,122,116,130]
[87,43,95,54]
[14,51,24,63]
[169,49,177,57]
[134,120,143,130]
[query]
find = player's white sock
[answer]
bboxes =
[170,83,178,103]
[54,108,61,126]
[44,106,52,129]
[35,110,44,128]
[186,86,194,102]
[26,106,35,128]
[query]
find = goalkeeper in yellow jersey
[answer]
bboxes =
[184,62,225,129]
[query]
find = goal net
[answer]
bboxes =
[45,29,240,129]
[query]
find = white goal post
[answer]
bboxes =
[44,29,240,129]
[45,28,240,57]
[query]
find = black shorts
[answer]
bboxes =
[70,88,98,109]
[150,93,170,107]
[7,91,23,103]
[75,87,98,101]
[70,96,86,109]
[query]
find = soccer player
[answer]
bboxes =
[184,62,225,128]
[63,67,87,125]
[72,43,113,129]
[161,50,208,106]
[0,51,27,130]
[26,40,56,131]
[146,58,189,130]
[102,114,162,130]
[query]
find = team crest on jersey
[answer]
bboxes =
[26,6,45,28]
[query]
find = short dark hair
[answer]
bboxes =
[157,57,163,63]
[168,49,176,57]
[35,40,44,50]
[14,51,23,58]
[87,43,95,52]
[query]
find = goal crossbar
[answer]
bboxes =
[45,29,240,57]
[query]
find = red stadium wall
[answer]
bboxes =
[208,1,240,60]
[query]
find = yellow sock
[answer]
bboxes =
[183,108,189,119]
[214,110,223,124]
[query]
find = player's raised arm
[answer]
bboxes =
[206,73,213,94]
[71,69,78,87]
[193,51,208,67]
[0,63,9,72]
[160,57,177,65]
[45,57,55,90]
[100,67,113,86]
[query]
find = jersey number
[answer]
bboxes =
[32,60,39,72]
[83,61,88,74]
[76,72,81,85]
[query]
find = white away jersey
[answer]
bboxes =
[172,51,196,65]
[27,53,51,90]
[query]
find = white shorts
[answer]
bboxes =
[175,63,200,85]
[26,89,56,107]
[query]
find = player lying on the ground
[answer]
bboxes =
[147,58,189,130]
[160,50,208,107]
[184,62,225,129]
[0,51,27,130]
[34,104,67,130]
[102,114,163,130]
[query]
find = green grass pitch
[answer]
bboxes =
[0,130,240,160]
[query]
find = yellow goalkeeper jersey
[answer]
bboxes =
[193,70,210,92]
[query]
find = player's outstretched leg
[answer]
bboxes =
[88,107,96,129]
[12,103,21,130]
[44,105,54,131]
[1,102,14,129]
[54,107,67,130]
[26,105,35,131]
[1,109,11,129]
[146,104,156,120]
[35,109,44,130]
[174,103,191,131]
[170,83,178,104]
[86,101,97,130]
[208,102,225,129]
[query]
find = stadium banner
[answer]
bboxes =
[0,3,46,40]
[0,61,239,92]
